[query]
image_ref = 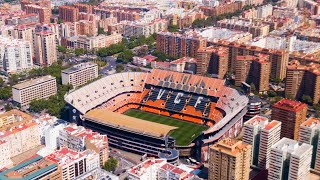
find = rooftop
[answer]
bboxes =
[0,121,38,139]
[0,156,57,180]
[210,138,251,156]
[264,120,281,131]
[272,137,312,157]
[84,109,177,138]
[12,75,56,90]
[272,99,307,112]
[170,57,197,65]
[46,147,97,166]
[62,62,97,74]
[300,117,320,129]
[130,159,166,176]
[0,109,32,122]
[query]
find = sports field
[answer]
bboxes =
[124,109,208,146]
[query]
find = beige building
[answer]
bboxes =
[208,138,251,180]
[34,31,57,66]
[12,75,57,106]
[62,34,122,50]
[286,61,320,104]
[0,140,12,169]
[62,62,98,87]
[0,109,32,128]
[0,121,40,157]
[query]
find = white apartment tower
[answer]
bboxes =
[34,31,57,66]
[268,138,312,180]
[299,117,320,171]
[243,115,281,169]
[0,36,33,73]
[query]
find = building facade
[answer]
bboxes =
[62,62,98,87]
[268,138,312,180]
[12,75,57,106]
[0,36,33,73]
[196,46,229,78]
[208,138,251,180]
[271,99,307,140]
[243,115,281,169]
[299,117,320,171]
[34,31,57,66]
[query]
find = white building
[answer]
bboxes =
[268,138,312,180]
[46,147,100,179]
[62,62,98,87]
[123,18,167,37]
[256,4,273,19]
[12,75,57,106]
[0,140,12,169]
[0,36,33,73]
[299,117,320,171]
[128,159,167,180]
[243,115,281,169]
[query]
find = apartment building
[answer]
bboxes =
[0,109,32,128]
[34,31,57,66]
[0,36,33,73]
[94,8,140,22]
[46,147,100,179]
[24,4,51,24]
[59,6,79,22]
[58,124,109,167]
[271,99,307,140]
[123,19,168,38]
[269,138,312,180]
[132,55,157,67]
[169,57,197,73]
[210,40,289,80]
[235,54,271,92]
[243,115,281,169]
[196,46,229,78]
[62,34,122,50]
[299,117,320,171]
[12,24,35,44]
[0,140,11,169]
[78,20,98,37]
[157,32,207,58]
[12,75,57,106]
[74,3,93,14]
[128,158,194,180]
[208,138,251,180]
[199,2,242,16]
[286,61,320,104]
[0,121,40,157]
[5,13,39,25]
[217,18,270,38]
[62,62,98,87]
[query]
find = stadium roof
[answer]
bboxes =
[84,109,177,138]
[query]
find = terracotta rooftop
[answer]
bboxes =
[264,120,281,131]
[272,99,307,112]
[300,117,320,128]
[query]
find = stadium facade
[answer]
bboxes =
[64,69,248,161]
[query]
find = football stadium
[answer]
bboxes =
[65,69,248,161]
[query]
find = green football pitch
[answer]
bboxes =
[124,109,208,146]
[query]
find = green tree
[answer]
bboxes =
[58,45,67,53]
[116,64,124,73]
[168,25,178,32]
[267,90,277,97]
[302,95,313,105]
[117,50,134,63]
[98,27,106,35]
[75,48,85,56]
[4,103,12,111]
[250,83,256,92]
[0,77,4,87]
[103,157,118,172]
[0,87,12,100]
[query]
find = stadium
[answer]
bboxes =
[65,69,248,161]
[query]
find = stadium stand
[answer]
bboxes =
[65,69,248,161]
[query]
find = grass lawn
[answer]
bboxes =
[124,109,208,146]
